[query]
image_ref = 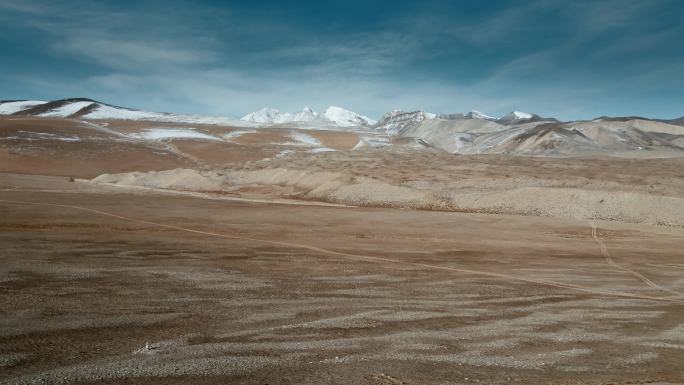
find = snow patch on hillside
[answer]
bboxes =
[130,128,221,141]
[287,132,321,146]
[309,147,335,153]
[0,100,47,114]
[40,101,94,117]
[84,105,248,126]
[225,129,257,140]
[83,104,162,120]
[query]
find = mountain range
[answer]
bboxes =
[2,98,683,156]
[241,106,376,127]
[0,98,247,126]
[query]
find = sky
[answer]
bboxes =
[1,0,683,120]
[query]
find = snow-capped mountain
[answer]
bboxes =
[241,106,319,124]
[437,113,466,120]
[396,115,684,155]
[6,98,680,156]
[374,109,436,134]
[0,98,249,126]
[436,110,501,121]
[241,106,374,127]
[241,107,287,124]
[292,106,318,122]
[465,110,496,120]
[3,99,373,129]
[497,111,541,125]
[323,106,376,127]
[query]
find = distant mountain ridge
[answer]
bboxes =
[0,98,247,126]
[241,106,376,127]
[373,109,437,134]
[3,98,682,128]
[397,116,684,155]
[2,98,683,156]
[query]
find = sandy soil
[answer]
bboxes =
[94,149,684,227]
[305,130,360,150]
[1,173,683,385]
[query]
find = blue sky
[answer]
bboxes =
[1,0,683,120]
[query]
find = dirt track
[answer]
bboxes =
[1,197,679,304]
[591,221,684,299]
[1,174,683,385]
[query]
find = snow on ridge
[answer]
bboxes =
[323,106,376,127]
[83,104,163,120]
[0,99,250,126]
[466,110,496,120]
[511,111,533,119]
[0,100,47,115]
[84,104,247,126]
[40,101,94,117]
[500,110,534,121]
[241,107,284,124]
[292,106,318,122]
[374,109,436,134]
[241,106,374,127]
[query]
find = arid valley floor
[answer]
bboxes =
[1,114,684,385]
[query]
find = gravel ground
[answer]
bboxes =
[1,175,683,384]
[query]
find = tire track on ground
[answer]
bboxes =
[0,183,353,208]
[1,198,682,304]
[590,221,684,299]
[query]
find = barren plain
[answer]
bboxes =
[1,115,683,384]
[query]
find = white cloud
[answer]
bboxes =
[53,37,216,69]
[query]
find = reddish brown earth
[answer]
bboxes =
[306,130,360,150]
[1,116,683,384]
[1,173,683,385]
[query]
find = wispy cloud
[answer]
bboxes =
[2,0,221,69]
[2,0,683,119]
[52,37,216,69]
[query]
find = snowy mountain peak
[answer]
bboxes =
[292,106,318,122]
[501,111,533,120]
[241,106,374,127]
[511,111,533,119]
[324,106,345,114]
[466,110,496,120]
[498,110,538,124]
[241,107,283,123]
[323,106,376,127]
